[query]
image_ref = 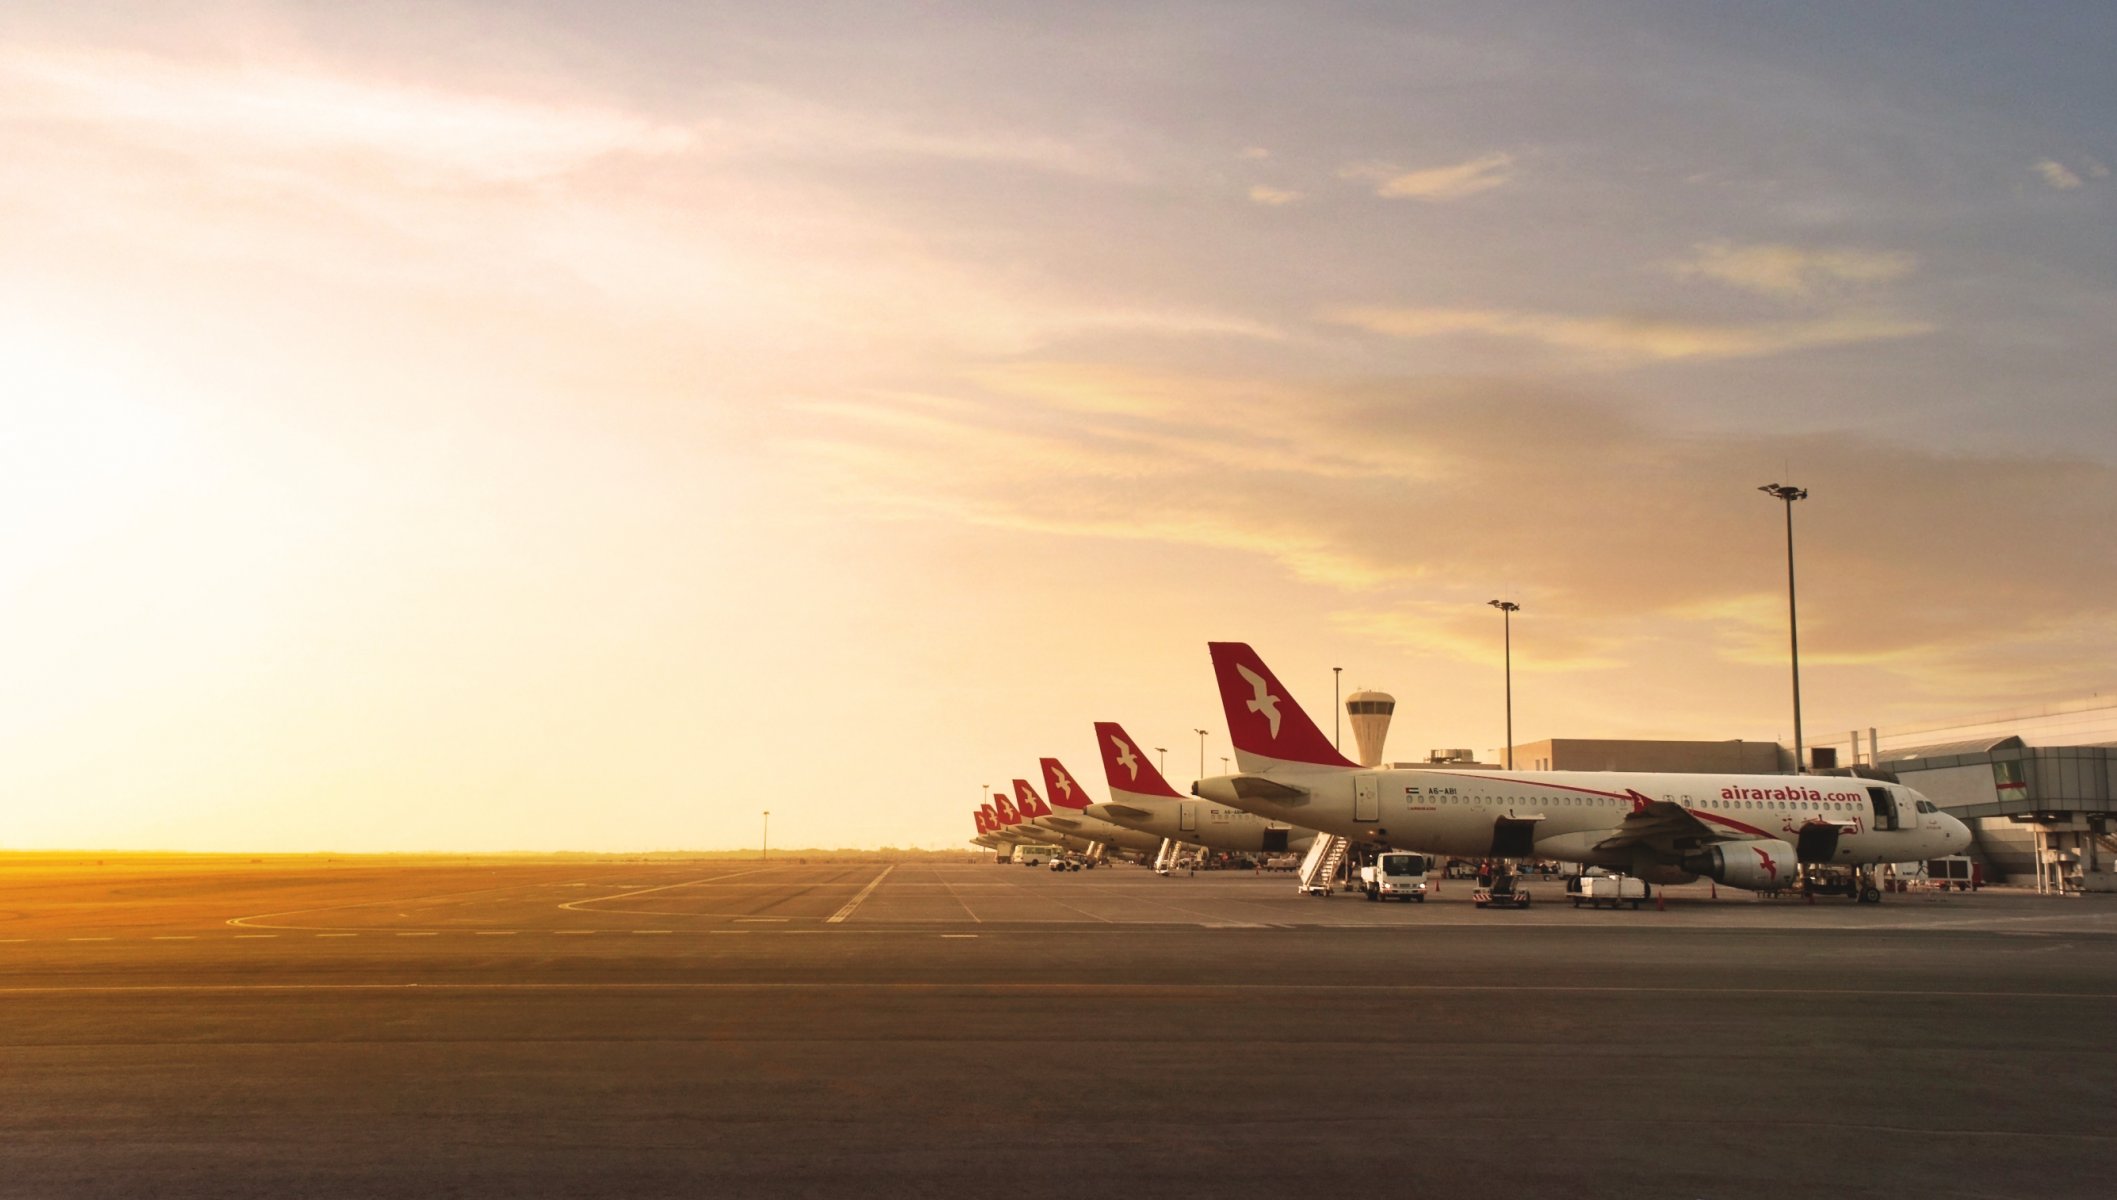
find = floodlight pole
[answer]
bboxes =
[1195,729,1208,779]
[1759,483,1809,772]
[1333,666,1343,749]
[1154,747,1166,775]
[1488,600,1519,769]
[762,810,770,862]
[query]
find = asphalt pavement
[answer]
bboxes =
[3,856,2113,1198]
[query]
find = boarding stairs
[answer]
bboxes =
[1154,838,1184,873]
[1297,835,1349,896]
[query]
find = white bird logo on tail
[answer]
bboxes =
[1052,768,1074,799]
[1111,737,1139,780]
[1236,663,1282,738]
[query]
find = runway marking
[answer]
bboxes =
[150,936,197,941]
[395,932,438,937]
[735,917,789,923]
[941,934,978,939]
[557,866,780,914]
[67,937,115,942]
[227,873,611,930]
[475,931,517,936]
[939,875,983,923]
[826,866,895,924]
[631,930,673,935]
[553,930,597,935]
[233,934,277,939]
[316,933,357,938]
[710,930,751,935]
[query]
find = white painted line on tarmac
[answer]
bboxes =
[474,931,517,936]
[558,866,780,914]
[151,936,197,941]
[316,933,357,938]
[233,934,277,939]
[734,917,788,923]
[631,930,673,935]
[553,930,596,935]
[941,934,978,939]
[68,937,115,942]
[827,865,896,924]
[710,930,751,935]
[395,932,438,937]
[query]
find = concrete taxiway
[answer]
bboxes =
[3,857,2114,1198]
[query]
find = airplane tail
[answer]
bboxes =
[973,810,990,836]
[1208,642,1357,772]
[1091,722,1184,800]
[1011,779,1054,819]
[979,802,1002,830]
[992,792,1023,826]
[1039,758,1098,810]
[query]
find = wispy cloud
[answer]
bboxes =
[1247,184,1302,206]
[1324,305,1932,363]
[2,48,696,184]
[1339,152,1514,200]
[2035,159,2084,189]
[787,372,2117,692]
[1672,242,1916,298]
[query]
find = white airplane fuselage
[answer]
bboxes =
[1033,811,1165,856]
[1092,793,1317,856]
[1196,765,1970,877]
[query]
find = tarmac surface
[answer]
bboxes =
[4,855,2115,1198]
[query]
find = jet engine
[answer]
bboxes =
[1686,840,1799,891]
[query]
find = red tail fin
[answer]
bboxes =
[1039,758,1095,810]
[993,792,1023,826]
[1092,722,1184,798]
[1012,779,1054,819]
[1208,642,1356,769]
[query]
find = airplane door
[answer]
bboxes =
[1867,787,1900,831]
[1355,775,1380,822]
[1179,802,1198,832]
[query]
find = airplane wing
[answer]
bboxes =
[1590,800,1727,854]
[1097,802,1155,822]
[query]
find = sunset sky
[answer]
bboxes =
[5,2,2113,851]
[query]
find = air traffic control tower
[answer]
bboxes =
[1346,690,1395,768]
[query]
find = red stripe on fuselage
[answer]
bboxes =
[1442,772,1778,838]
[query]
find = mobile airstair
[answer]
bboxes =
[1297,835,1349,895]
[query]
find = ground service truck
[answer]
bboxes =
[1361,852,1430,902]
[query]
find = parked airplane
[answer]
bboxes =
[1193,642,1971,901]
[1015,777,1164,857]
[1080,727,1318,856]
[995,788,1099,855]
[970,810,1010,852]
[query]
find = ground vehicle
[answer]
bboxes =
[1049,854,1084,872]
[1926,856,1978,890]
[1361,852,1430,902]
[1012,843,1062,866]
[1569,873,1649,909]
[1474,872,1531,909]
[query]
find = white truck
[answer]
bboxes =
[1361,852,1431,902]
[1012,843,1062,866]
[1569,872,1650,909]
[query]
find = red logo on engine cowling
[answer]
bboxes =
[1755,846,1778,879]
